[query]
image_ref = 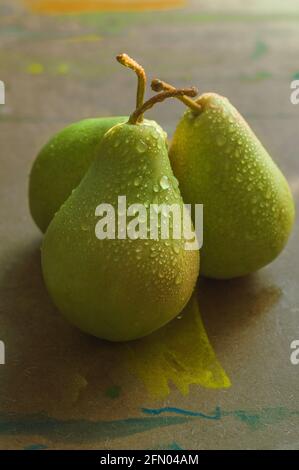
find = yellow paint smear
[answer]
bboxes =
[124,293,231,399]
[25,62,71,75]
[26,62,44,74]
[25,0,186,14]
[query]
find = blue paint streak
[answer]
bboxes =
[1,405,299,447]
[141,406,299,430]
[142,406,222,420]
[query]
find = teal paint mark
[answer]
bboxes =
[148,441,184,450]
[168,442,184,450]
[291,72,299,80]
[230,407,299,431]
[240,71,272,82]
[24,444,48,450]
[142,406,299,431]
[105,385,121,399]
[0,413,190,443]
[251,40,268,60]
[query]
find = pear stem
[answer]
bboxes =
[128,87,198,125]
[116,53,146,121]
[151,79,202,113]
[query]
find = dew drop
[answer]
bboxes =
[160,175,170,190]
[136,140,147,153]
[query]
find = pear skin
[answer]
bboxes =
[41,121,199,341]
[169,93,295,279]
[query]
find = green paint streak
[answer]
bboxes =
[105,385,121,399]
[54,11,299,36]
[240,71,272,82]
[1,12,299,44]
[251,40,268,60]
[183,13,299,23]
[68,12,143,34]
[291,71,299,80]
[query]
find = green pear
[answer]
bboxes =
[41,66,200,341]
[29,54,148,233]
[157,82,294,279]
[29,117,127,233]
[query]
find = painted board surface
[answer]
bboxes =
[0,0,298,450]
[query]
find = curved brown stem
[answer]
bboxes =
[151,78,201,113]
[129,87,198,125]
[116,53,146,120]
